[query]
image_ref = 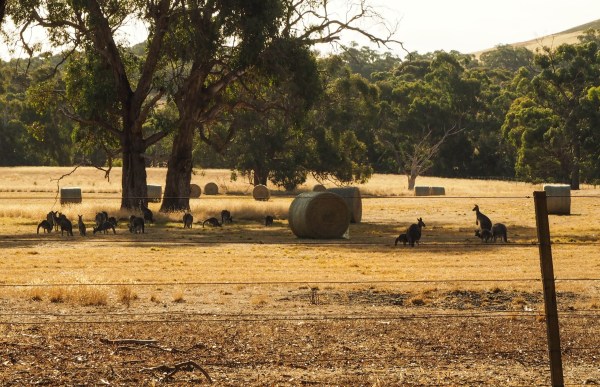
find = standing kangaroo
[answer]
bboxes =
[265,215,274,226]
[140,202,154,224]
[221,210,233,224]
[473,205,492,231]
[183,212,193,228]
[78,215,87,236]
[57,214,73,236]
[129,215,145,234]
[405,218,426,247]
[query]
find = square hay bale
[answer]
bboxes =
[147,184,162,203]
[414,186,430,196]
[60,187,82,205]
[414,186,446,196]
[429,186,446,196]
[543,184,571,215]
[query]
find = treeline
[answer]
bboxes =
[2,31,600,190]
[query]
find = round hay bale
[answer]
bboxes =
[429,186,446,196]
[253,184,270,201]
[147,184,162,203]
[204,182,219,195]
[313,184,326,192]
[288,191,350,239]
[543,184,571,215]
[327,187,362,223]
[189,184,201,198]
[60,187,82,205]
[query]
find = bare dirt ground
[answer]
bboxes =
[0,170,599,385]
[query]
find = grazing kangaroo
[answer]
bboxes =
[129,215,145,234]
[265,215,274,226]
[475,229,493,243]
[93,221,116,235]
[492,223,508,243]
[473,205,492,231]
[37,220,53,234]
[183,212,193,228]
[221,210,233,224]
[108,216,118,227]
[394,233,408,246]
[202,217,221,228]
[78,215,87,236]
[57,214,73,236]
[405,218,426,247]
[140,202,154,224]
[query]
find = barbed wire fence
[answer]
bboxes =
[0,191,599,385]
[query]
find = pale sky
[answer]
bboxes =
[366,0,600,55]
[2,1,600,60]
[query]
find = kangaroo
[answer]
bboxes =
[107,216,118,227]
[140,202,154,224]
[492,223,508,243]
[51,211,61,231]
[473,204,492,231]
[221,210,233,224]
[57,214,73,236]
[202,217,221,228]
[183,212,193,228]
[77,215,87,236]
[394,233,408,246]
[475,228,493,243]
[93,221,116,235]
[405,218,426,247]
[129,215,145,234]
[265,215,274,226]
[95,212,108,228]
[46,211,57,232]
[37,220,53,234]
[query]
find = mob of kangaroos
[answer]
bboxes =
[473,204,508,243]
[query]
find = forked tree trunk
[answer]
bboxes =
[161,123,194,212]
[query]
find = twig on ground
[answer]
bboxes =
[142,360,213,383]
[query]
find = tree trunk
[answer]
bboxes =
[121,131,148,210]
[407,165,418,190]
[161,123,194,212]
[570,141,580,190]
[407,174,417,190]
[253,167,269,186]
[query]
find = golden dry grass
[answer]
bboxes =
[0,167,599,384]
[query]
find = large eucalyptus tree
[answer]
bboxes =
[6,0,178,208]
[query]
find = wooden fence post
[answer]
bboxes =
[533,191,564,387]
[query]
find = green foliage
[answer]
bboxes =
[480,44,534,72]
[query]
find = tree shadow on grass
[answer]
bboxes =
[1,220,544,252]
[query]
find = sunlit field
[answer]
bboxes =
[0,167,599,385]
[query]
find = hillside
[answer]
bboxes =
[475,18,600,56]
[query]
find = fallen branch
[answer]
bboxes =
[100,338,158,345]
[142,360,212,383]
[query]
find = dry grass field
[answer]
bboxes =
[0,167,599,385]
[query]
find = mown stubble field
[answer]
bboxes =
[0,167,599,385]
